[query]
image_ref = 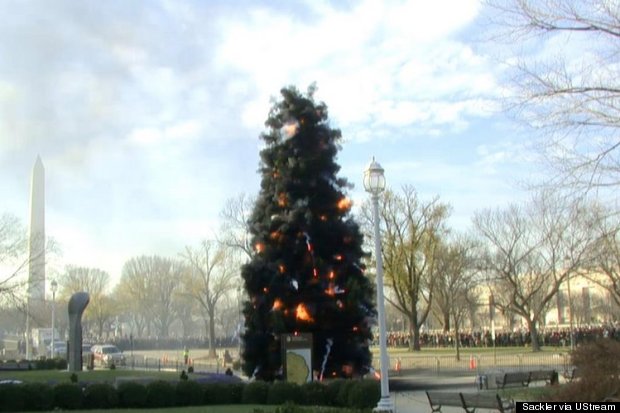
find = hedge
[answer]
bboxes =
[0,377,379,411]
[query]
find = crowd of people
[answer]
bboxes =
[385,325,620,348]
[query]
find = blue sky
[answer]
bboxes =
[0,0,541,286]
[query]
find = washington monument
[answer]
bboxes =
[28,155,46,301]
[26,156,45,359]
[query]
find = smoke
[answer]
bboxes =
[319,337,333,381]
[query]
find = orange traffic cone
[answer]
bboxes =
[469,355,476,370]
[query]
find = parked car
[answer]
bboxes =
[47,340,67,358]
[82,343,93,357]
[91,344,125,367]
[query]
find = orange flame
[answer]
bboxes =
[278,193,288,207]
[278,264,286,273]
[329,271,335,279]
[295,303,314,322]
[337,197,352,210]
[320,215,327,222]
[272,299,283,310]
[255,243,264,253]
[334,254,343,261]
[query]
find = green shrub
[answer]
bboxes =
[232,359,241,370]
[180,370,188,381]
[188,365,194,373]
[336,379,357,407]
[54,383,83,410]
[176,380,205,406]
[22,382,54,411]
[0,383,26,412]
[55,358,68,370]
[242,381,269,404]
[204,382,244,404]
[117,381,147,408]
[274,401,343,413]
[547,338,620,402]
[35,358,55,370]
[146,380,175,407]
[83,383,118,409]
[267,381,304,405]
[70,372,78,383]
[346,379,380,409]
[300,381,328,406]
[324,379,346,406]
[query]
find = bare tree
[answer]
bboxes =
[171,277,198,339]
[0,213,57,310]
[182,240,237,357]
[218,193,255,260]
[0,214,28,307]
[361,186,451,351]
[473,191,596,351]
[116,256,182,338]
[585,205,620,307]
[485,0,620,192]
[59,266,117,339]
[432,234,480,360]
[115,260,151,337]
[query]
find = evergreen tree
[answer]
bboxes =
[241,85,375,381]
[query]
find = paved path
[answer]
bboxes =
[390,372,479,413]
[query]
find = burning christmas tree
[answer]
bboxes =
[241,85,376,381]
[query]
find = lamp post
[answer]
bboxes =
[364,157,393,413]
[564,256,575,350]
[50,280,58,358]
[237,285,242,357]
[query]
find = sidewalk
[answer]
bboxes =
[391,372,479,413]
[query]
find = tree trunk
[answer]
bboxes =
[408,312,422,351]
[454,316,461,361]
[208,312,217,358]
[97,321,103,339]
[443,312,450,332]
[526,318,541,352]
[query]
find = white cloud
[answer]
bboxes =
[215,0,493,137]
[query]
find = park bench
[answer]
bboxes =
[495,371,530,389]
[426,391,463,413]
[562,367,581,382]
[528,369,558,386]
[426,391,514,413]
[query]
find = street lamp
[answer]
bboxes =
[364,157,393,413]
[50,280,58,358]
[237,285,242,357]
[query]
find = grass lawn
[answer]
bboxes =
[0,368,183,383]
[498,384,562,401]
[380,346,570,355]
